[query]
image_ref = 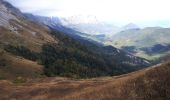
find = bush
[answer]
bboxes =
[0,59,6,66]
[4,45,38,61]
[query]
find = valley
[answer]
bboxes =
[0,0,151,80]
[0,0,170,100]
[29,12,170,63]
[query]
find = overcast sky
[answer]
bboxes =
[5,0,170,27]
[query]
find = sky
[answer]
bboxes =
[5,0,170,27]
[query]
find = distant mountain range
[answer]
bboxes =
[24,14,140,35]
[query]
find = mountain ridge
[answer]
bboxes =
[121,23,140,31]
[0,0,151,79]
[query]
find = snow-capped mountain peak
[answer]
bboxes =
[59,15,99,25]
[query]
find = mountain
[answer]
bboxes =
[60,17,140,35]
[0,60,169,100]
[24,14,62,26]
[0,0,151,80]
[25,14,121,35]
[121,23,140,31]
[0,1,56,51]
[106,27,170,62]
[23,14,142,45]
[0,0,57,79]
[64,22,120,35]
[24,14,104,45]
[60,15,121,35]
[61,21,120,35]
[0,1,169,100]
[60,17,141,35]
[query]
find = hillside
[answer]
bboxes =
[0,48,43,80]
[0,1,56,52]
[105,27,170,61]
[0,0,152,80]
[0,61,169,100]
[24,13,107,44]
[0,1,169,100]
[0,0,55,79]
[4,30,150,78]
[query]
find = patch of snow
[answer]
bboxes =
[126,54,133,59]
[116,49,120,53]
[144,60,150,64]
[31,32,37,36]
[9,26,19,34]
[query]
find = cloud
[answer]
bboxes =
[5,0,170,26]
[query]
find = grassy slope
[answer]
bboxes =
[0,61,169,100]
[107,27,170,60]
[110,28,170,48]
[0,20,56,52]
[0,1,57,80]
[0,19,54,79]
[0,49,43,80]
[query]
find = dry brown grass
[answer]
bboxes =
[0,49,43,80]
[0,19,57,52]
[0,61,169,100]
